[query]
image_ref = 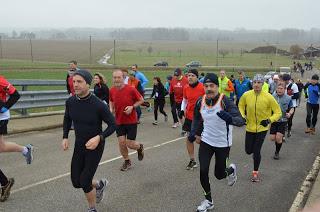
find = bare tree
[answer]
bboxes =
[219,49,229,58]
[289,44,303,59]
[147,46,153,56]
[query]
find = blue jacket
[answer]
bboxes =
[135,71,149,89]
[234,78,251,99]
[305,83,320,104]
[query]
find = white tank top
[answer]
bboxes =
[200,94,233,147]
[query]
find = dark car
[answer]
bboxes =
[154,61,168,67]
[186,61,201,68]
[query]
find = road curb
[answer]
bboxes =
[8,124,63,135]
[289,153,320,212]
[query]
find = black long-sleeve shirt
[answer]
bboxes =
[63,93,116,145]
[190,94,245,137]
[151,83,167,100]
[94,83,109,104]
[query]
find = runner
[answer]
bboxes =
[66,60,79,96]
[0,169,14,202]
[234,71,252,106]
[282,74,299,138]
[127,70,144,122]
[269,82,294,160]
[188,73,245,211]
[218,70,234,99]
[109,70,145,171]
[62,69,116,212]
[93,72,109,104]
[150,77,168,125]
[169,68,188,128]
[238,74,281,182]
[0,75,34,165]
[304,74,320,135]
[181,69,205,170]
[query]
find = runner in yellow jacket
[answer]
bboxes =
[238,74,281,182]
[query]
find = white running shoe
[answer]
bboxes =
[227,163,237,186]
[196,199,214,212]
[172,123,179,128]
[96,178,109,203]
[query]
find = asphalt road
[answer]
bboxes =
[0,100,319,212]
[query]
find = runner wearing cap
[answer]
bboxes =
[169,68,188,128]
[269,74,280,94]
[282,74,299,138]
[188,73,245,211]
[62,69,116,212]
[238,74,281,182]
[181,69,205,170]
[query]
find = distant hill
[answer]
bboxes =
[250,46,291,56]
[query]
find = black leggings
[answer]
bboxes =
[287,107,296,131]
[170,94,179,123]
[154,99,167,121]
[245,131,267,171]
[199,142,231,198]
[306,103,319,128]
[0,169,8,186]
[71,143,105,193]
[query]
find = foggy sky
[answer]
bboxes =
[0,0,318,30]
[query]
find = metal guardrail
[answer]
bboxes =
[8,80,154,116]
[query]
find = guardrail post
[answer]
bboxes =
[21,85,28,115]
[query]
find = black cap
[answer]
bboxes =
[166,75,173,80]
[174,68,182,76]
[74,69,93,85]
[312,74,319,80]
[282,74,291,81]
[188,69,199,78]
[203,73,219,86]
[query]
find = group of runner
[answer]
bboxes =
[0,61,319,212]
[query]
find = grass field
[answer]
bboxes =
[0,39,316,68]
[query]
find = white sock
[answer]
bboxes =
[22,146,28,156]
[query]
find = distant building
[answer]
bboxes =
[303,45,320,58]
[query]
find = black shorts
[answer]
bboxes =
[182,118,192,132]
[270,122,286,135]
[116,124,138,140]
[0,120,8,135]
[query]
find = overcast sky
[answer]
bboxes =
[0,0,318,30]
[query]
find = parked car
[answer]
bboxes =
[279,67,291,75]
[186,61,201,68]
[154,61,168,67]
[264,71,276,81]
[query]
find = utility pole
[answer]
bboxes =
[113,39,116,65]
[216,39,219,66]
[0,36,3,59]
[89,35,92,64]
[29,36,33,62]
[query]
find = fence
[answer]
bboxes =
[9,80,154,116]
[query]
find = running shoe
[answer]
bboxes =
[172,123,179,128]
[0,178,14,202]
[87,207,97,212]
[181,131,187,136]
[196,199,214,212]
[186,160,197,170]
[137,144,144,161]
[24,144,34,164]
[311,128,316,135]
[251,171,260,182]
[305,128,312,133]
[273,152,280,160]
[152,121,158,125]
[96,178,109,203]
[227,163,237,186]
[120,160,132,171]
[287,130,291,138]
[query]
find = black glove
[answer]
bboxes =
[216,110,232,125]
[260,119,270,127]
[179,110,184,118]
[188,134,196,143]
